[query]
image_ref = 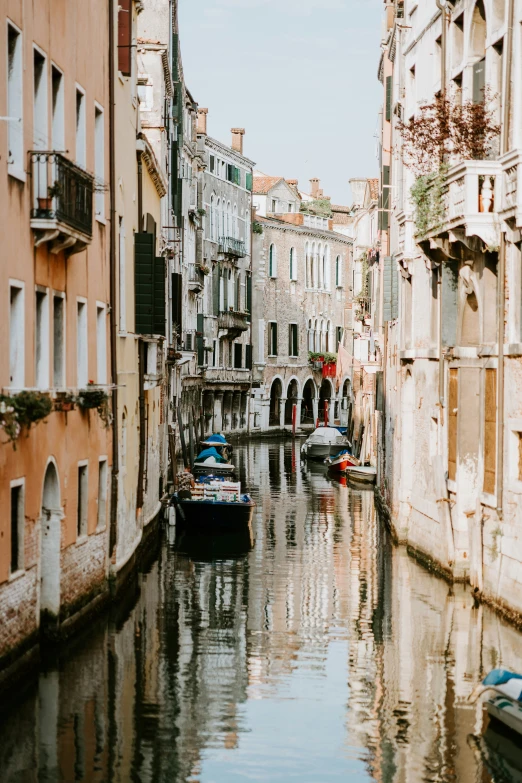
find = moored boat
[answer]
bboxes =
[193,433,236,478]
[301,426,351,461]
[172,478,255,532]
[325,449,359,473]
[343,465,377,484]
[469,669,522,737]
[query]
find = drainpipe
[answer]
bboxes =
[108,0,119,560]
[496,0,515,519]
[436,0,448,412]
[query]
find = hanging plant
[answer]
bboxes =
[252,221,264,235]
[0,391,53,447]
[76,383,112,428]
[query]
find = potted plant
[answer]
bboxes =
[54,392,76,413]
[38,182,61,211]
[199,265,210,275]
[76,382,111,428]
[0,391,52,447]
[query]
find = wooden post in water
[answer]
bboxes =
[188,409,195,467]
[177,407,188,468]
[192,405,200,454]
[324,400,329,427]
[169,425,178,488]
[292,403,297,437]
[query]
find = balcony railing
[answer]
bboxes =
[30,151,94,240]
[218,236,247,258]
[218,309,249,334]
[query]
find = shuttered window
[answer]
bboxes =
[172,272,182,335]
[245,172,253,191]
[234,343,242,368]
[483,368,497,494]
[442,261,458,347]
[197,313,205,366]
[472,57,486,105]
[379,165,390,231]
[245,344,252,370]
[383,255,399,321]
[448,369,458,481]
[289,324,298,357]
[246,273,252,315]
[134,233,165,336]
[385,75,392,121]
[213,265,220,316]
[269,322,278,356]
[391,256,399,320]
[118,0,132,76]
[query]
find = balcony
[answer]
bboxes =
[218,309,249,336]
[500,149,522,228]
[218,236,247,258]
[188,263,204,293]
[420,160,502,252]
[30,151,94,254]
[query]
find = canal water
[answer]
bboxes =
[1,439,522,782]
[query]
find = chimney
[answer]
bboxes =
[310,178,320,198]
[197,108,208,135]
[349,178,367,208]
[231,128,245,155]
[287,179,298,188]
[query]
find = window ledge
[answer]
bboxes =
[8,165,26,184]
[507,480,522,496]
[447,478,457,494]
[76,534,89,546]
[481,492,497,510]
[505,343,522,356]
[8,568,26,584]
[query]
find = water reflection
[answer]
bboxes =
[1,440,522,782]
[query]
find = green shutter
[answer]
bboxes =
[224,270,228,311]
[172,272,182,335]
[234,167,241,186]
[383,255,393,322]
[213,265,220,316]
[246,273,252,315]
[245,172,253,191]
[385,75,392,121]
[197,313,204,366]
[227,164,233,182]
[135,233,155,335]
[153,257,166,336]
[245,344,252,369]
[391,257,399,320]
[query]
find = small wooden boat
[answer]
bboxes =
[325,450,360,473]
[301,426,351,461]
[469,724,522,779]
[174,496,255,531]
[343,465,377,484]
[469,669,522,737]
[193,435,235,478]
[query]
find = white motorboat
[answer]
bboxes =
[469,668,522,737]
[301,426,351,461]
[344,465,377,484]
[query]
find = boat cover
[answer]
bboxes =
[195,447,226,463]
[332,449,352,459]
[307,427,346,444]
[206,434,228,444]
[483,669,522,701]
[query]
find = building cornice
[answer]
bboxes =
[137,134,167,198]
[258,217,353,245]
[205,136,256,168]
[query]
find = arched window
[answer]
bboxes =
[233,203,238,238]
[226,201,231,236]
[216,198,221,240]
[314,319,319,352]
[308,319,313,351]
[210,194,215,241]
[305,242,310,287]
[236,273,241,311]
[228,269,234,310]
[289,247,296,281]
[269,243,277,278]
[335,255,341,287]
[318,243,323,288]
[326,320,331,353]
[311,243,317,288]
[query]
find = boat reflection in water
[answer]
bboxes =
[2,439,522,782]
[469,723,522,781]
[174,524,255,561]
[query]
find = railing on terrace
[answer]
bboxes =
[218,310,249,333]
[30,151,94,238]
[218,236,247,258]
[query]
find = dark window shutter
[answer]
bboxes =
[153,257,166,336]
[245,344,252,369]
[442,260,458,347]
[172,272,182,337]
[197,313,204,366]
[273,323,278,356]
[391,257,399,320]
[234,343,242,368]
[227,164,233,182]
[135,233,154,334]
[213,265,220,316]
[385,76,392,121]
[234,167,241,186]
[288,324,292,356]
[224,270,228,311]
[375,371,384,412]
[383,255,392,322]
[472,58,486,104]
[245,172,253,191]
[246,273,252,315]
[118,0,132,76]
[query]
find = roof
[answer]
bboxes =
[253,175,285,194]
[368,179,379,201]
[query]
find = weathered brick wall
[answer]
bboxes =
[60,530,108,622]
[0,567,38,664]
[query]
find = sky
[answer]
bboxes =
[178,0,383,206]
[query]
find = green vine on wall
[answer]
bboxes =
[410,164,448,237]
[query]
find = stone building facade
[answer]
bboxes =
[251,178,353,432]
[377,0,522,623]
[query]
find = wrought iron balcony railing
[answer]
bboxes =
[218,236,247,258]
[30,151,94,240]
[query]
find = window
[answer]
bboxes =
[94,105,105,217]
[336,326,343,348]
[271,199,277,212]
[212,338,218,367]
[448,369,458,482]
[289,248,297,281]
[77,300,88,388]
[35,289,50,389]
[289,324,298,357]
[269,244,277,278]
[118,0,132,76]
[9,283,24,388]
[96,304,107,384]
[7,23,23,177]
[51,65,65,150]
[210,155,215,173]
[483,368,497,495]
[10,480,24,574]
[121,411,127,468]
[336,256,341,286]
[269,322,278,356]
[75,87,86,168]
[245,344,252,370]
[119,218,126,330]
[77,463,88,537]
[97,459,108,530]
[246,273,252,315]
[288,203,294,213]
[385,75,392,121]
[53,294,65,387]
[33,48,47,150]
[234,343,242,369]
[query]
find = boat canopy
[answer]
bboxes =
[195,447,226,464]
[308,426,346,443]
[205,433,228,444]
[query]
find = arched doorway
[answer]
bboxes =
[269,379,283,426]
[40,461,62,627]
[318,379,333,423]
[301,379,315,424]
[285,379,299,425]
